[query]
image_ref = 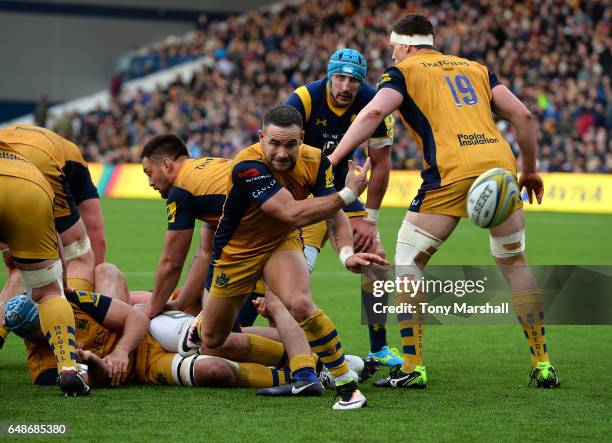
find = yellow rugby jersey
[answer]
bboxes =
[0,145,54,201]
[378,51,516,189]
[25,291,122,384]
[211,143,336,261]
[0,125,86,228]
[166,157,230,230]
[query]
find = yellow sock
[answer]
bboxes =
[512,290,549,366]
[299,310,350,381]
[289,354,315,373]
[38,296,78,372]
[236,362,289,388]
[67,277,94,292]
[396,290,426,372]
[0,326,9,349]
[244,333,286,367]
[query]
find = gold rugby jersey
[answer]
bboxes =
[378,51,516,190]
[211,142,336,262]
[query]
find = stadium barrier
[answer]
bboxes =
[91,164,612,214]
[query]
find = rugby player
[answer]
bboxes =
[140,135,229,318]
[195,105,387,410]
[140,134,344,388]
[0,125,104,349]
[0,125,103,292]
[0,142,87,395]
[282,48,400,366]
[329,13,559,389]
[4,264,318,390]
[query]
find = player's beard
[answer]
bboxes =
[272,157,296,171]
[332,91,354,107]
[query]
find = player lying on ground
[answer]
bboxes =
[5,263,372,389]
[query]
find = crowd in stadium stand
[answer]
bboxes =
[47,0,610,172]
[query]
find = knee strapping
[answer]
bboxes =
[395,221,443,277]
[20,260,63,297]
[490,229,525,258]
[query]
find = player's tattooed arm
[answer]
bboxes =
[325,210,353,255]
[326,210,388,273]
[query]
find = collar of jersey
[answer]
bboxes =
[325,83,351,117]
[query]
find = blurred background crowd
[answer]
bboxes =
[41,0,611,172]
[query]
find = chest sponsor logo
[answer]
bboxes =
[457,133,500,147]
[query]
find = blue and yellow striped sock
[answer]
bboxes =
[237,362,289,387]
[396,291,425,372]
[38,296,78,371]
[300,310,351,383]
[511,290,549,367]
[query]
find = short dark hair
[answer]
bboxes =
[262,105,303,130]
[140,134,189,161]
[392,14,435,49]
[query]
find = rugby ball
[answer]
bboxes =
[466,168,520,228]
[4,293,40,338]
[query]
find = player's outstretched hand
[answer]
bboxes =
[519,172,544,204]
[344,158,371,196]
[102,348,130,386]
[345,252,389,274]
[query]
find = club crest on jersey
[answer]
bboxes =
[215,272,230,288]
[167,201,177,223]
[315,118,327,126]
[237,167,260,178]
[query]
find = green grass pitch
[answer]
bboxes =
[1,199,611,442]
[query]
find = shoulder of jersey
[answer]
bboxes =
[299,144,323,163]
[305,78,326,92]
[234,143,265,163]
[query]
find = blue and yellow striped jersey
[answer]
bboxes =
[286,79,393,184]
[378,51,516,190]
[166,157,229,231]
